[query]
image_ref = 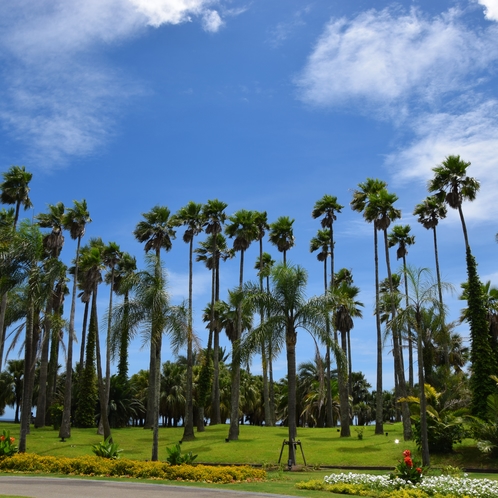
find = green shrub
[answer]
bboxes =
[166,443,197,465]
[0,430,17,457]
[91,437,123,459]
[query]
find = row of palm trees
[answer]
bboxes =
[0,154,494,466]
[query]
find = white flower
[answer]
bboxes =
[394,439,399,444]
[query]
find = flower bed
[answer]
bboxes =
[0,453,266,483]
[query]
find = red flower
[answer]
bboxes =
[404,457,413,467]
[416,467,422,474]
[402,449,411,458]
[0,436,4,442]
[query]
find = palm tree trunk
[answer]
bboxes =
[35,298,52,428]
[228,250,244,440]
[105,269,115,411]
[339,331,350,437]
[286,329,297,466]
[457,204,470,252]
[374,228,384,435]
[0,293,8,372]
[211,239,221,425]
[59,236,82,440]
[151,330,161,461]
[79,300,89,371]
[433,227,444,307]
[402,255,414,391]
[417,326,430,466]
[382,229,411,440]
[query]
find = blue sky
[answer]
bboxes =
[1,0,498,412]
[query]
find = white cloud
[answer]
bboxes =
[477,0,498,21]
[0,0,224,167]
[385,99,498,222]
[296,7,498,109]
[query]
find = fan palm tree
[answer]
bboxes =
[172,201,204,439]
[350,178,386,435]
[268,216,295,265]
[0,166,33,373]
[59,199,91,440]
[413,196,447,306]
[201,199,227,425]
[245,263,340,465]
[428,154,479,252]
[34,202,66,428]
[329,277,363,436]
[133,205,176,429]
[0,359,24,423]
[225,209,259,440]
[388,224,416,389]
[364,187,412,440]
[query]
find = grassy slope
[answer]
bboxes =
[1,421,496,470]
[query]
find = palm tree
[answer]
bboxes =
[133,205,176,429]
[365,187,412,440]
[350,178,386,435]
[245,263,339,465]
[329,277,363,436]
[59,199,91,441]
[0,166,33,373]
[310,226,335,427]
[388,224,416,389]
[428,155,479,252]
[201,199,227,425]
[172,201,204,439]
[413,196,447,306]
[0,359,24,423]
[34,202,66,427]
[268,216,295,265]
[392,266,451,466]
[225,209,259,440]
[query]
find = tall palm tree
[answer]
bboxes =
[329,277,363,437]
[59,199,91,441]
[365,187,411,440]
[172,201,204,439]
[268,216,295,265]
[428,155,479,252]
[34,202,66,427]
[388,224,415,389]
[413,196,447,306]
[392,266,451,466]
[0,359,24,423]
[245,263,339,465]
[350,178,386,435]
[310,226,335,427]
[201,199,227,425]
[225,209,259,440]
[0,165,33,373]
[133,205,176,429]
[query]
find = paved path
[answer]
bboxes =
[0,476,295,498]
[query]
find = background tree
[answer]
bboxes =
[268,216,294,265]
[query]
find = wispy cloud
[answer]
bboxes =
[0,0,225,168]
[267,7,309,48]
[296,7,498,111]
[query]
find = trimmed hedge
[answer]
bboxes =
[0,454,266,483]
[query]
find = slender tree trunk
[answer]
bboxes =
[183,239,195,440]
[433,227,444,307]
[105,269,115,412]
[402,255,414,391]
[0,293,8,372]
[457,204,470,252]
[211,239,221,425]
[228,250,244,440]
[151,330,161,461]
[79,301,89,373]
[286,329,297,466]
[374,228,384,435]
[35,298,52,428]
[382,228,411,440]
[339,331,350,437]
[59,236,82,440]
[417,322,430,466]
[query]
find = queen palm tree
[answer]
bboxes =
[350,178,386,435]
[59,199,91,441]
[133,205,176,429]
[225,209,259,440]
[268,216,295,265]
[245,263,339,465]
[172,201,204,439]
[201,199,227,425]
[365,187,411,440]
[413,196,447,306]
[0,166,33,373]
[388,224,416,389]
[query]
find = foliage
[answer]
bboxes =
[0,430,17,457]
[0,453,265,482]
[390,450,423,485]
[165,443,197,465]
[91,436,123,459]
[470,389,498,457]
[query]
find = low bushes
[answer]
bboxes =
[0,453,266,483]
